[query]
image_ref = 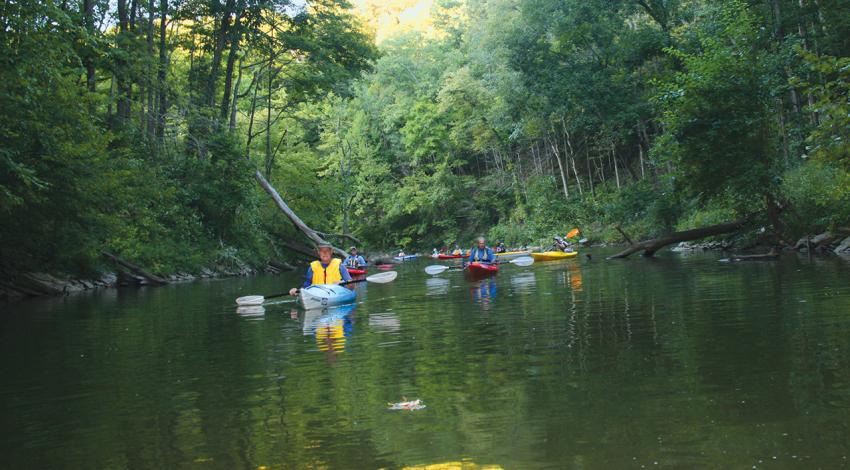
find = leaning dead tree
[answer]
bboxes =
[608,218,749,259]
[254,170,349,258]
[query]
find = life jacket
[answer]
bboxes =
[471,247,490,262]
[345,256,359,268]
[311,258,343,285]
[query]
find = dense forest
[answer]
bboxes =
[1,0,849,277]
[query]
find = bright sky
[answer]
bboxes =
[351,0,436,44]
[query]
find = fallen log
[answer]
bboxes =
[279,239,320,259]
[101,252,169,285]
[254,170,347,257]
[316,231,362,245]
[608,218,748,259]
[614,225,634,245]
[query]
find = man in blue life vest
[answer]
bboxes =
[467,236,496,264]
[289,243,352,296]
[344,246,367,269]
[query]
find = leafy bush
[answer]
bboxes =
[781,162,850,237]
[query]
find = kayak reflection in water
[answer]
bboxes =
[302,304,356,361]
[289,242,352,296]
[471,278,497,309]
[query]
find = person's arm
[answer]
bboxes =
[302,266,314,288]
[358,256,367,266]
[467,249,474,264]
[487,248,495,263]
[291,266,313,295]
[339,265,352,282]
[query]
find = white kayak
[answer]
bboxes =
[299,284,357,310]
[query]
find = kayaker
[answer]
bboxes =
[289,243,352,296]
[344,246,367,269]
[495,242,506,253]
[451,245,463,255]
[552,235,573,252]
[467,237,496,264]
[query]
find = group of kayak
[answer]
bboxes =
[242,231,581,310]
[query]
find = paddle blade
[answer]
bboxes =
[566,228,580,239]
[509,256,535,267]
[425,265,450,275]
[235,295,265,306]
[365,271,398,283]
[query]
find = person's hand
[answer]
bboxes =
[289,288,298,296]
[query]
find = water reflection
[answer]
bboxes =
[425,277,450,296]
[368,312,401,333]
[235,305,265,318]
[470,278,497,309]
[510,272,537,293]
[302,304,356,358]
[567,263,583,291]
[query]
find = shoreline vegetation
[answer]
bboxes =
[4,237,849,301]
[2,0,849,301]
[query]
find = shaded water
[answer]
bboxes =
[2,249,850,469]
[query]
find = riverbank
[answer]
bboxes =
[6,233,848,302]
[0,260,295,302]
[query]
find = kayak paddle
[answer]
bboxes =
[235,271,398,306]
[424,256,534,275]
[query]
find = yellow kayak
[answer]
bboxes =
[531,251,578,261]
[495,250,531,258]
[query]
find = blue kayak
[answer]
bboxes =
[393,254,418,261]
[299,284,356,310]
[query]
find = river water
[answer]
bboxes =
[2,249,850,469]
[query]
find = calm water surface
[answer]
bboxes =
[2,249,850,469]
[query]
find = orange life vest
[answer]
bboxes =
[310,258,343,285]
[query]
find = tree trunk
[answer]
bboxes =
[560,119,582,195]
[101,251,170,284]
[586,145,594,196]
[548,131,569,199]
[609,218,748,258]
[145,0,155,137]
[205,0,236,108]
[265,57,273,177]
[156,0,168,141]
[228,57,244,130]
[254,170,347,257]
[82,0,96,92]
[219,12,242,122]
[611,143,621,189]
[116,0,131,122]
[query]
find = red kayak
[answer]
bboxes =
[377,264,394,270]
[466,262,499,276]
[436,254,464,259]
[348,268,367,275]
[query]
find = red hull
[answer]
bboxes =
[467,262,499,276]
[437,254,464,259]
[348,268,367,275]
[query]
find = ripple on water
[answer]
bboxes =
[2,250,850,468]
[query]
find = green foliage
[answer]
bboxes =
[798,50,850,170]
[781,163,850,236]
[656,0,775,208]
[0,0,374,276]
